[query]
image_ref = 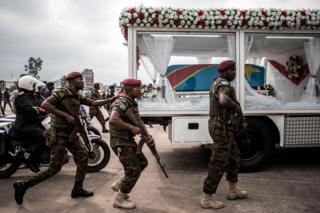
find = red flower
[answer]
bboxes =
[174,20,181,26]
[300,10,306,16]
[220,10,225,16]
[281,11,287,16]
[198,10,204,16]
[300,19,307,25]
[240,10,246,17]
[242,19,248,26]
[139,12,144,19]
[221,20,227,26]
[198,19,205,27]
[130,8,136,14]
[129,18,137,25]
[263,20,269,27]
[152,19,159,25]
[155,9,161,15]
[262,11,267,17]
[281,21,288,27]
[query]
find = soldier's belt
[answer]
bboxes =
[210,115,232,125]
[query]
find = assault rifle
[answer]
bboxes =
[62,100,96,159]
[125,108,168,178]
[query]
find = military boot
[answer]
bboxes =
[227,182,248,200]
[113,192,136,209]
[200,193,224,209]
[71,181,94,198]
[13,180,33,205]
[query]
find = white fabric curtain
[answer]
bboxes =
[141,35,175,102]
[227,36,236,60]
[301,38,320,103]
[197,56,212,64]
[141,56,158,84]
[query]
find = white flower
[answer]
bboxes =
[133,13,138,18]
[187,20,191,25]
[137,19,141,23]
[275,15,280,20]
[146,23,151,27]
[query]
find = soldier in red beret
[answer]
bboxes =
[200,60,248,209]
[89,82,109,133]
[13,71,116,205]
[109,78,149,209]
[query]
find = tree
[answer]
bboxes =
[24,57,43,79]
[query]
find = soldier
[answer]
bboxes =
[200,60,248,209]
[89,82,108,133]
[109,78,148,209]
[13,71,115,205]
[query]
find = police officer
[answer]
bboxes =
[200,60,248,209]
[13,71,115,205]
[109,78,148,209]
[12,75,46,173]
[89,82,108,133]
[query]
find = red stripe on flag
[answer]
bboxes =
[167,64,212,88]
[268,60,310,86]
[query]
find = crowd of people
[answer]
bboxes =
[5,60,248,210]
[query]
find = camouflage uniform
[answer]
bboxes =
[203,77,241,194]
[109,95,148,194]
[89,90,106,130]
[29,86,93,186]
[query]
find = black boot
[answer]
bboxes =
[13,180,33,205]
[71,181,94,198]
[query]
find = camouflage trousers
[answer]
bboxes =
[203,118,241,194]
[29,135,88,186]
[112,145,148,194]
[89,108,106,129]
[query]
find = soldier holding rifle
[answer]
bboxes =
[13,71,115,205]
[200,60,248,210]
[109,78,167,209]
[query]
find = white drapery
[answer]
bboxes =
[301,38,320,103]
[227,36,236,60]
[197,56,212,64]
[141,35,175,102]
[140,56,158,84]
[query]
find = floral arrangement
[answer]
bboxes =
[286,56,304,79]
[119,6,320,31]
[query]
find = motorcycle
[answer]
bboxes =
[0,106,110,178]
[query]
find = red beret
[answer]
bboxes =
[66,71,82,80]
[217,60,236,73]
[121,78,142,86]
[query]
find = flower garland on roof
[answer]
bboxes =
[119,6,320,32]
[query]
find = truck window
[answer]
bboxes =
[244,33,320,111]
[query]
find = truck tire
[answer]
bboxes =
[235,118,275,172]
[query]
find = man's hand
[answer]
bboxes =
[65,115,75,124]
[130,126,140,135]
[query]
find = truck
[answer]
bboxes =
[119,6,320,171]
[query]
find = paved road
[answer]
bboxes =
[1,121,320,213]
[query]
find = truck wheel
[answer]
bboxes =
[235,118,275,172]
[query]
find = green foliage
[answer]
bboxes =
[24,57,43,79]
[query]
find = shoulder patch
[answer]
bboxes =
[220,80,229,86]
[119,102,127,111]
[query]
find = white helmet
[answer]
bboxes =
[18,75,38,91]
